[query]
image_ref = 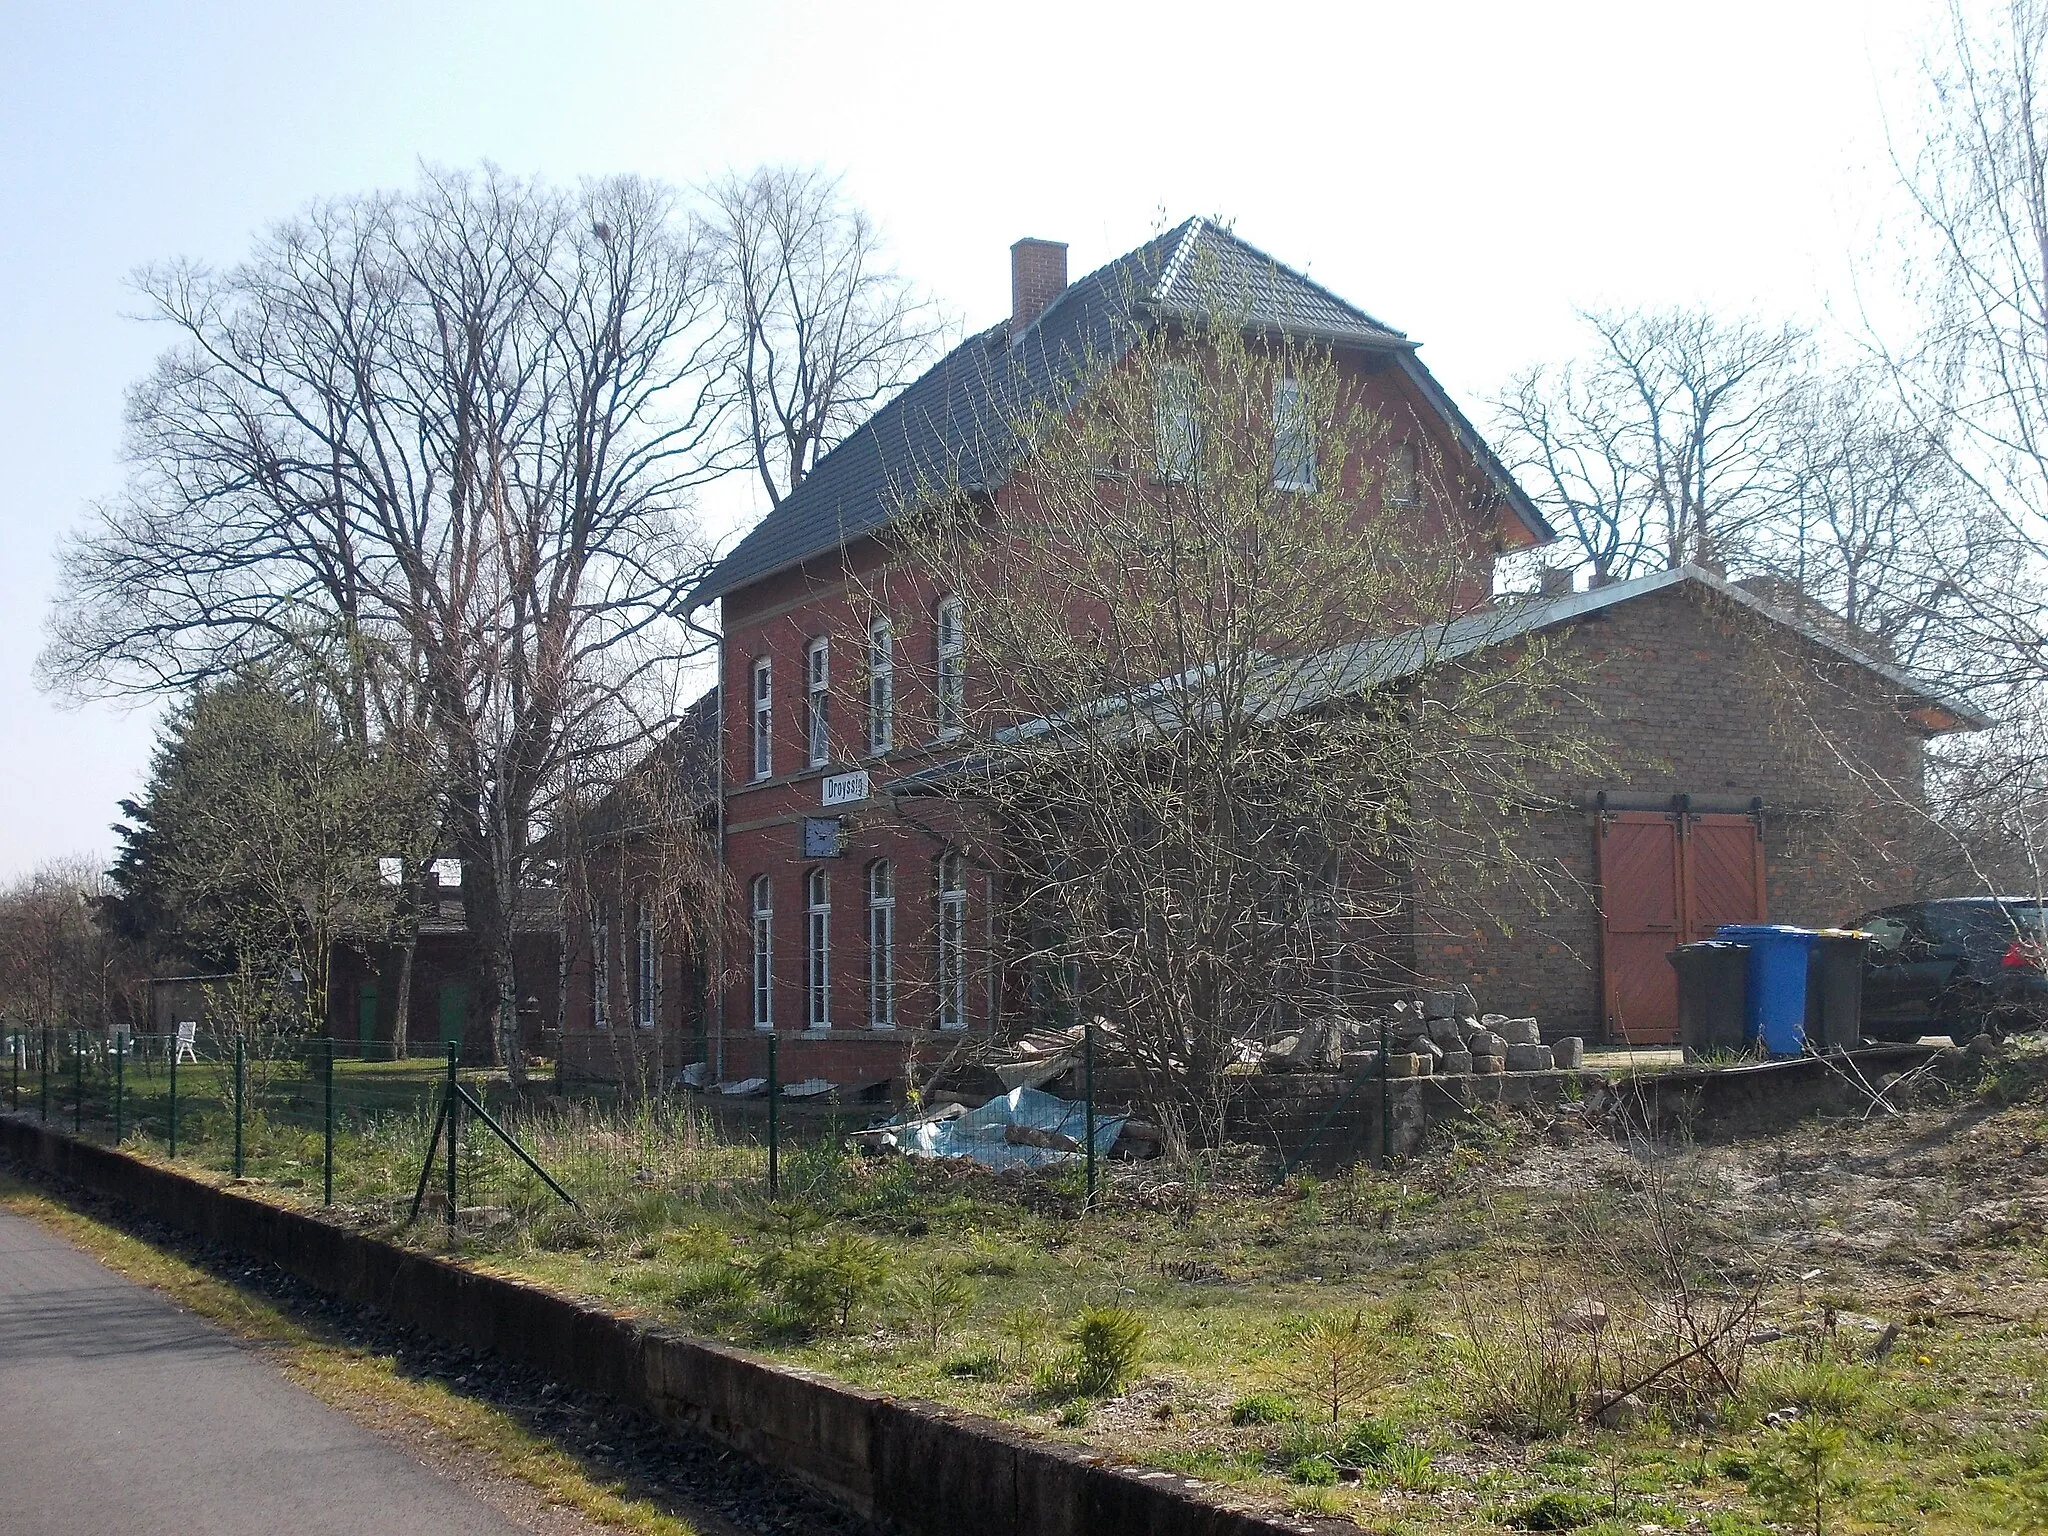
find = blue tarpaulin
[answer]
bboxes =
[883,1087,1127,1171]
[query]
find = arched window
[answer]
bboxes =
[750,876,773,1031]
[867,860,895,1029]
[1386,441,1420,507]
[806,867,832,1029]
[806,636,831,768]
[750,657,773,780]
[867,616,894,756]
[935,596,965,737]
[591,903,611,1029]
[936,851,967,1030]
[635,900,658,1029]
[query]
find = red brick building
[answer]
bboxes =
[642,219,1986,1087]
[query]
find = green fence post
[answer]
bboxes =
[1084,1020,1097,1211]
[1378,1017,1392,1169]
[168,1039,179,1158]
[444,1041,459,1242]
[114,1032,124,1143]
[72,1030,83,1135]
[40,1028,50,1122]
[233,1035,246,1178]
[323,1036,335,1206]
[766,1032,779,1198]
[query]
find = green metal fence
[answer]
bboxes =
[0,1026,815,1245]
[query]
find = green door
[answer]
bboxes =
[437,984,468,1053]
[357,982,379,1056]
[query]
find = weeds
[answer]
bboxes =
[1229,1391,1300,1426]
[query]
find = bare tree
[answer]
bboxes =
[706,166,942,506]
[1493,309,1807,581]
[886,278,1607,1148]
[42,167,730,1081]
[1847,0,2048,894]
[0,857,137,1036]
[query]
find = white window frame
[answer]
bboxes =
[591,904,611,1029]
[751,875,773,1031]
[806,866,832,1030]
[935,595,965,739]
[1387,441,1420,507]
[1271,375,1316,492]
[806,636,831,768]
[1153,362,1200,483]
[867,616,894,756]
[635,899,658,1029]
[936,851,967,1030]
[867,859,895,1029]
[751,657,773,781]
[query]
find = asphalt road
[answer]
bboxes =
[0,1206,531,1536]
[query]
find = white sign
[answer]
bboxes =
[821,770,870,807]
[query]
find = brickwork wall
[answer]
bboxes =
[710,343,1515,1083]
[1407,582,1930,1039]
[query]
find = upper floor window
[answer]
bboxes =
[1272,376,1316,492]
[935,595,965,737]
[635,900,658,1029]
[867,616,894,756]
[1386,441,1420,507]
[591,903,611,1029]
[751,875,773,1030]
[1153,362,1200,483]
[866,859,895,1029]
[936,850,967,1030]
[750,657,773,780]
[806,866,832,1030]
[806,636,831,768]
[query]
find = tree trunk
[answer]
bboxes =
[391,935,416,1060]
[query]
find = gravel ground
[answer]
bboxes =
[0,1152,879,1536]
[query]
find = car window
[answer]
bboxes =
[1862,914,1911,954]
[1926,903,2045,952]
[2002,902,2048,938]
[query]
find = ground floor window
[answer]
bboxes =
[751,876,773,1030]
[635,899,658,1029]
[591,904,611,1029]
[867,859,895,1028]
[807,866,832,1029]
[937,850,967,1029]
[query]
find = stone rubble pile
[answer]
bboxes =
[1262,985,1587,1077]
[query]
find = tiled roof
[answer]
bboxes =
[882,564,1987,794]
[688,219,1529,608]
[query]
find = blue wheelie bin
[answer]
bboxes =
[1716,924,1822,1056]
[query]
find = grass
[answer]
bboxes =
[0,1169,702,1535]
[16,1036,2048,1532]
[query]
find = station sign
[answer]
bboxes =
[821,770,870,807]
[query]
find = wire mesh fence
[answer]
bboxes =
[0,1026,806,1247]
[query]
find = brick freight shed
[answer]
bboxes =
[1320,565,1985,1045]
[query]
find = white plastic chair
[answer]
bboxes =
[172,1021,199,1064]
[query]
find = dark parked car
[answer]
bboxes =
[1857,898,2048,1042]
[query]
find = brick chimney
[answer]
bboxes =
[1010,238,1068,337]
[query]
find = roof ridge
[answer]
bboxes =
[1151,216,1206,304]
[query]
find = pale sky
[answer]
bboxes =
[0,0,1944,878]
